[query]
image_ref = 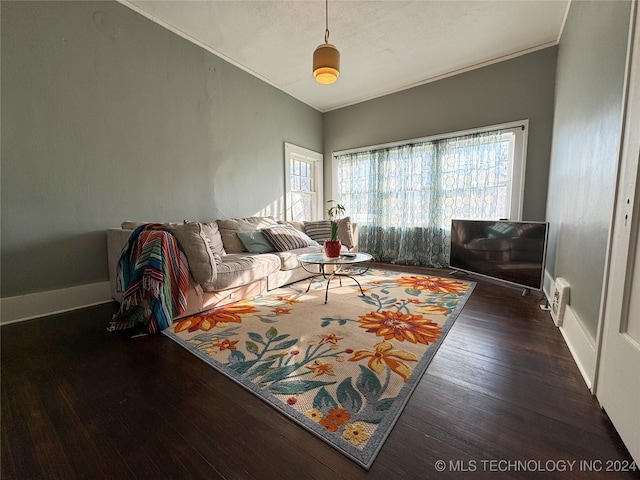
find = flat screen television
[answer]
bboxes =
[449,219,549,292]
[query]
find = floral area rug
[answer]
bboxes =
[163,268,475,469]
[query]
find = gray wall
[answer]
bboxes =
[545,0,631,339]
[1,1,322,297]
[323,47,558,222]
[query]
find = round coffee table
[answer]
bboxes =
[297,252,374,303]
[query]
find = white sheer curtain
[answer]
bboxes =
[337,130,512,266]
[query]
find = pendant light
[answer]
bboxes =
[313,0,340,84]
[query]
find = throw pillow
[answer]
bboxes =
[169,223,217,283]
[185,220,226,258]
[303,220,332,242]
[262,225,309,252]
[206,238,223,265]
[216,217,277,253]
[337,216,355,249]
[276,221,319,246]
[297,230,320,247]
[277,220,305,232]
[236,230,276,254]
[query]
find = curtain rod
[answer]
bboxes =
[333,119,529,158]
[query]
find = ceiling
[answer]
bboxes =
[121,0,569,112]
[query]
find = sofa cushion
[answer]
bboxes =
[273,246,324,270]
[202,253,280,291]
[277,220,306,232]
[262,225,309,251]
[194,221,226,257]
[303,220,332,242]
[216,217,276,253]
[120,221,219,264]
[169,223,217,284]
[121,221,146,230]
[121,221,181,230]
[237,230,276,254]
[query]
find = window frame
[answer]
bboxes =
[332,119,528,221]
[284,142,323,221]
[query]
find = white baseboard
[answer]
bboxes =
[1,282,112,325]
[542,271,596,390]
[543,269,554,302]
[558,305,597,390]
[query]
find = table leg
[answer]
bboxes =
[305,264,325,293]
[300,259,372,304]
[324,272,335,304]
[348,274,366,297]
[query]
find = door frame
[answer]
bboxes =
[594,0,640,464]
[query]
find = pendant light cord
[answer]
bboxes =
[324,0,330,43]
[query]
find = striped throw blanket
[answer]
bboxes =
[112,224,189,333]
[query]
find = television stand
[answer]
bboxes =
[449,270,468,277]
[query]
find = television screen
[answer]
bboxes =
[450,219,549,291]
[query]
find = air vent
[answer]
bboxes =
[550,277,570,327]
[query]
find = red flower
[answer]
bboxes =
[174,304,258,333]
[396,276,467,294]
[273,307,292,315]
[319,408,351,432]
[213,339,239,351]
[358,310,442,344]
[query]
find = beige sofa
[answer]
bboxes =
[107,216,357,320]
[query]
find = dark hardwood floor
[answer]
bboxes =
[2,264,638,479]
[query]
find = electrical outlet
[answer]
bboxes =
[550,278,570,326]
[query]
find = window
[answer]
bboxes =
[284,143,323,221]
[438,129,522,221]
[334,121,528,266]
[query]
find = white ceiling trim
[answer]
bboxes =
[118,0,564,114]
[556,0,573,44]
[323,41,559,113]
[115,0,314,107]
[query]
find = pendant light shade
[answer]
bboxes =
[313,0,339,84]
[313,43,340,84]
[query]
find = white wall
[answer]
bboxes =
[1,1,322,302]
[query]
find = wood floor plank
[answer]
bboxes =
[2,263,638,479]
